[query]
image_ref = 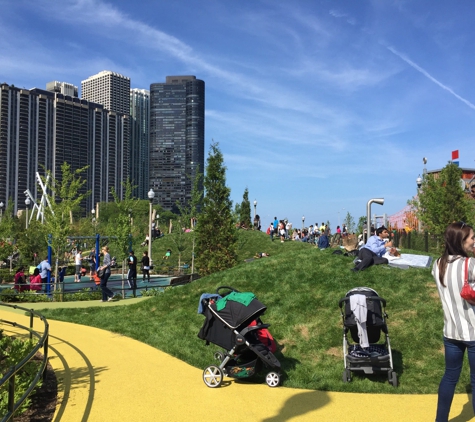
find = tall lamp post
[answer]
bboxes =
[91,209,96,233]
[416,175,422,232]
[148,189,155,266]
[302,215,305,231]
[25,197,31,229]
[253,200,257,221]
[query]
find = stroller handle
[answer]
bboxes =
[215,286,240,295]
[338,296,386,308]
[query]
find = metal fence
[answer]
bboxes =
[0,303,49,422]
[392,230,442,255]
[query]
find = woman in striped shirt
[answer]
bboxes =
[433,222,475,421]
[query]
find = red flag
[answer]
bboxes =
[452,150,459,160]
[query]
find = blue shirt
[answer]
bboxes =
[39,260,51,278]
[273,219,278,229]
[363,235,387,257]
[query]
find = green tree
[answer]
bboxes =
[0,200,20,263]
[357,216,366,234]
[196,142,237,275]
[409,162,474,236]
[171,169,203,271]
[232,202,241,224]
[109,179,140,260]
[41,163,90,275]
[343,212,356,234]
[239,188,252,228]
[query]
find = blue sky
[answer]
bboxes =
[2,0,475,230]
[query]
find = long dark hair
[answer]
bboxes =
[438,222,473,286]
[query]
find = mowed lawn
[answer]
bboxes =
[39,230,452,394]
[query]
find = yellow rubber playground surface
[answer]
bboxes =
[1,301,474,422]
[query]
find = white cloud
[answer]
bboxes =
[386,45,475,111]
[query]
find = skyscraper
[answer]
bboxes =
[81,70,130,115]
[0,83,129,214]
[46,81,78,97]
[130,89,150,199]
[149,76,204,211]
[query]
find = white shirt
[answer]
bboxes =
[75,252,82,266]
[433,256,475,341]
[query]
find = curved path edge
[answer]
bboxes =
[0,304,472,421]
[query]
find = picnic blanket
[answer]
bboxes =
[387,253,433,269]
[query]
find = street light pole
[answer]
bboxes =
[253,200,257,221]
[91,209,96,233]
[302,215,305,231]
[25,197,31,229]
[148,189,155,267]
[416,175,422,232]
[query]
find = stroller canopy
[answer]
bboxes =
[211,293,267,330]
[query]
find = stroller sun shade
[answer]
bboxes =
[210,298,267,330]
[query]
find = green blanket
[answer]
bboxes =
[216,292,256,311]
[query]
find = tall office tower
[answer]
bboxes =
[0,83,129,214]
[46,81,78,97]
[149,76,204,211]
[81,70,131,115]
[130,89,150,199]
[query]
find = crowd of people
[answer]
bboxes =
[265,217,348,247]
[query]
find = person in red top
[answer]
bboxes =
[14,266,29,292]
[29,268,42,292]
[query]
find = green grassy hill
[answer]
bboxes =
[40,230,451,394]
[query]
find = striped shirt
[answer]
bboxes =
[433,256,475,341]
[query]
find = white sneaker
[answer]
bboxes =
[107,296,114,302]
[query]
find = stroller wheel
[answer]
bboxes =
[203,365,223,388]
[214,351,224,362]
[342,369,351,383]
[388,371,398,387]
[265,371,280,387]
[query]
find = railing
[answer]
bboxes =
[0,303,49,422]
[392,230,441,254]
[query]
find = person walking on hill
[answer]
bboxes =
[433,222,475,422]
[267,223,274,241]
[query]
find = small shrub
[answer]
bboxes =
[141,288,163,297]
[0,288,18,302]
[0,335,41,416]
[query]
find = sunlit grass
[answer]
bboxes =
[39,231,454,393]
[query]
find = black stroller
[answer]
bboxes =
[198,286,281,388]
[338,287,398,387]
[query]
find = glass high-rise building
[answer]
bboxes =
[130,89,150,199]
[149,76,204,211]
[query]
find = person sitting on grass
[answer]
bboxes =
[317,231,330,249]
[351,226,393,272]
[163,249,172,260]
[254,252,270,258]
